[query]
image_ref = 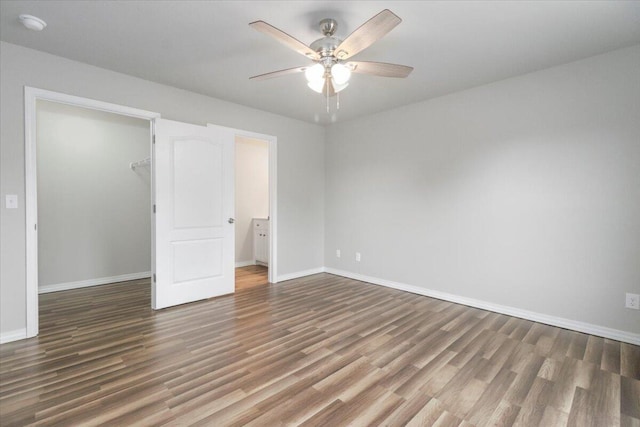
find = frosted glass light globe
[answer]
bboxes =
[332,79,349,93]
[331,63,351,85]
[305,64,325,83]
[307,79,325,93]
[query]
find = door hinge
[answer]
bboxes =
[153,204,156,213]
[34,224,37,231]
[152,134,156,144]
[153,274,156,282]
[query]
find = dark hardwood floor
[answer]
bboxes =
[0,273,638,426]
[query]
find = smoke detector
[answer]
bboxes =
[19,14,47,31]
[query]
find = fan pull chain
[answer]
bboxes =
[337,91,340,110]
[326,79,330,113]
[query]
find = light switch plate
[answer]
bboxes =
[5,195,18,209]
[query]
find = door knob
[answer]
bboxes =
[228,218,235,224]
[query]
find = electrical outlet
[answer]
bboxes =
[336,249,341,258]
[355,252,361,262]
[626,293,639,310]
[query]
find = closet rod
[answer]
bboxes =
[129,157,151,170]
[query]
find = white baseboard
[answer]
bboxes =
[20,266,639,346]
[39,271,152,294]
[0,328,27,344]
[235,260,255,268]
[325,267,640,346]
[277,267,326,283]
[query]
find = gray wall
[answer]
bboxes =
[37,101,151,287]
[2,39,638,339]
[0,41,325,337]
[325,45,640,334]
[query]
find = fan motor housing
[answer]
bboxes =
[310,36,342,58]
[310,18,342,58]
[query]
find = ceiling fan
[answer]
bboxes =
[249,9,413,98]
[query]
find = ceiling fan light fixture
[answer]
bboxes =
[249,9,413,102]
[331,63,351,85]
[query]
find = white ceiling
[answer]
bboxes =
[2,1,640,125]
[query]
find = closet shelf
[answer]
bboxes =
[129,157,151,170]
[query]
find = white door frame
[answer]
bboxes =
[209,124,278,284]
[24,87,160,338]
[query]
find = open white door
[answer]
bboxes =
[207,123,278,284]
[153,119,235,309]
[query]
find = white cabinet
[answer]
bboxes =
[253,218,269,266]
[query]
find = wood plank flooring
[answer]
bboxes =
[235,265,268,291]
[0,273,638,426]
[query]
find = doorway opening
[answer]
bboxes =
[234,136,270,291]
[206,124,278,288]
[25,87,159,338]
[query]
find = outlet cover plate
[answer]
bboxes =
[626,293,639,310]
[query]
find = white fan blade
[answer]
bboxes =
[250,66,308,81]
[334,10,401,60]
[347,61,413,78]
[250,21,319,60]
